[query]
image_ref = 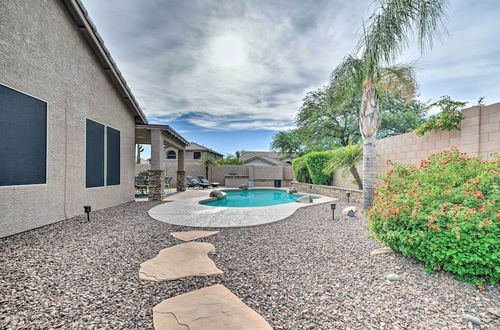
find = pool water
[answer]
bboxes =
[202,189,318,207]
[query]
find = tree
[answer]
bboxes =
[324,143,363,190]
[235,150,241,159]
[286,82,428,155]
[377,92,428,138]
[136,144,144,164]
[296,87,360,149]
[215,157,244,165]
[270,130,306,159]
[199,157,216,179]
[332,0,448,209]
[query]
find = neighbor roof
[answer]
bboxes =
[62,0,148,124]
[187,142,223,156]
[243,155,288,166]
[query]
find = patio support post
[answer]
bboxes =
[177,149,186,192]
[148,129,165,201]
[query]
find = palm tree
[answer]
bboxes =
[324,143,363,190]
[332,0,448,209]
[199,157,216,179]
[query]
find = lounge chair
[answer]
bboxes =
[186,176,210,189]
[198,176,220,188]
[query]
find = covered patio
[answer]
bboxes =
[135,124,190,200]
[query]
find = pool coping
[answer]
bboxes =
[197,188,319,206]
[148,188,336,228]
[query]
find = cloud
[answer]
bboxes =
[81,0,368,130]
[81,0,500,132]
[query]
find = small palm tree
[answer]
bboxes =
[331,0,448,209]
[199,157,216,179]
[324,143,363,190]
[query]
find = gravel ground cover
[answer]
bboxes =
[1,201,498,329]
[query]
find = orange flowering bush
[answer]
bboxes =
[367,148,499,285]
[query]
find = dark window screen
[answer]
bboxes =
[86,119,105,187]
[106,127,120,186]
[193,151,201,159]
[0,84,47,186]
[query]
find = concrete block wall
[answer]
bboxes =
[291,182,362,203]
[136,163,293,187]
[332,103,500,188]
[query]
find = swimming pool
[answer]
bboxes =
[201,189,317,207]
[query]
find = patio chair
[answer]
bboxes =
[248,180,255,188]
[186,176,210,189]
[198,176,220,188]
[134,176,149,197]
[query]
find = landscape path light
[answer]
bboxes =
[330,202,336,220]
[84,205,91,222]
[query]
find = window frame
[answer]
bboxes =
[84,118,121,189]
[0,83,48,188]
[106,125,121,186]
[166,150,177,159]
[193,151,201,159]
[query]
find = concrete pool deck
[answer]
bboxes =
[148,188,335,227]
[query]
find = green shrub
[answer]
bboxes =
[303,151,333,185]
[415,96,465,136]
[366,148,499,286]
[138,170,149,177]
[292,156,310,183]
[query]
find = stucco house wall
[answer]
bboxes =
[0,0,137,237]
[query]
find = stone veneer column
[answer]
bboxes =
[176,170,186,192]
[176,149,186,192]
[148,170,165,201]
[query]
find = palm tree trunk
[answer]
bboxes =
[362,136,376,209]
[360,80,379,210]
[205,166,209,179]
[136,145,140,164]
[350,166,363,190]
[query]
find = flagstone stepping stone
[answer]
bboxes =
[139,242,223,281]
[153,284,272,330]
[170,230,219,241]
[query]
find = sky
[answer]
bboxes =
[81,0,500,157]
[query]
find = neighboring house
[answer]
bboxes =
[0,0,188,237]
[241,151,292,166]
[163,142,223,179]
[165,142,223,162]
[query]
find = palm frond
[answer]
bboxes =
[377,63,418,103]
[323,143,363,175]
[329,55,365,108]
[359,0,448,66]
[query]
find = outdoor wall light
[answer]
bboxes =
[346,192,351,204]
[330,202,336,220]
[83,205,91,222]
